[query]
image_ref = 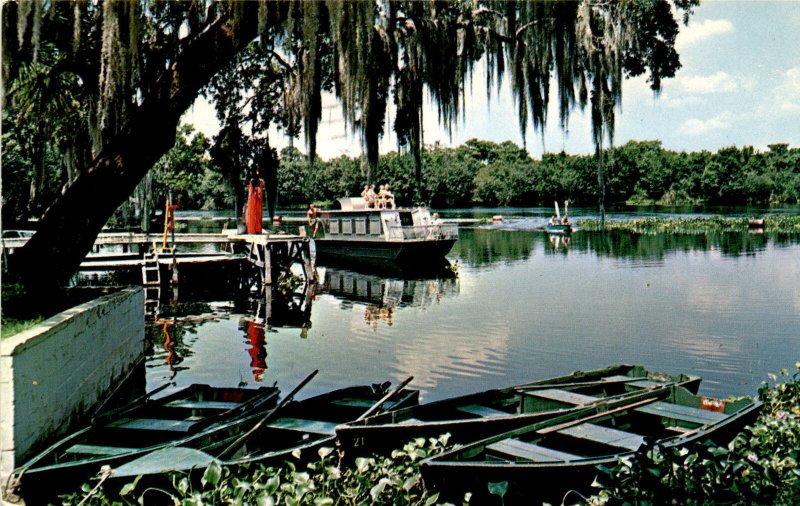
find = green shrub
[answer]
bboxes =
[60,435,455,505]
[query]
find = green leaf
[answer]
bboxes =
[318,447,334,459]
[314,498,334,506]
[424,492,440,505]
[202,460,222,487]
[487,481,508,497]
[370,480,387,501]
[265,475,280,495]
[256,495,275,506]
[120,475,142,496]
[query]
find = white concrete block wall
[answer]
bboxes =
[0,287,144,482]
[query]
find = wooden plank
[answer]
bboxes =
[331,398,374,408]
[525,389,598,405]
[635,401,726,425]
[65,444,137,456]
[106,418,196,432]
[456,404,509,418]
[164,400,241,410]
[267,417,338,435]
[559,423,645,451]
[487,438,579,462]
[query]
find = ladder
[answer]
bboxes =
[142,250,161,317]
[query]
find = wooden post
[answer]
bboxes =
[263,244,272,286]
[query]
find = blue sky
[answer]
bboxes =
[186,0,800,160]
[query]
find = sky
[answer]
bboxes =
[184,0,800,160]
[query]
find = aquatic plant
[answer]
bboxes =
[61,435,454,505]
[577,216,800,235]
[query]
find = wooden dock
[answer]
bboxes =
[3,230,315,290]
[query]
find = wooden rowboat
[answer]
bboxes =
[108,380,420,480]
[12,383,280,502]
[336,365,700,456]
[420,385,761,504]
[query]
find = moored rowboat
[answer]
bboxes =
[336,365,700,456]
[108,380,420,481]
[12,383,280,502]
[419,385,761,504]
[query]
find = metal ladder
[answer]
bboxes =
[142,249,161,317]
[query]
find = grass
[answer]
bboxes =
[1,317,44,338]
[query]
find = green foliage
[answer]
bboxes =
[577,216,800,235]
[589,365,800,505]
[274,140,800,210]
[60,435,455,506]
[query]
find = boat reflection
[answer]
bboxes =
[319,265,460,328]
[547,232,570,253]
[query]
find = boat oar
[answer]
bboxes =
[217,369,319,459]
[356,376,415,422]
[91,381,176,422]
[515,377,645,392]
[536,395,662,435]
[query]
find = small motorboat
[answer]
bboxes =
[420,385,761,504]
[545,200,572,234]
[336,365,700,456]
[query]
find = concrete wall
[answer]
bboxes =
[0,287,144,482]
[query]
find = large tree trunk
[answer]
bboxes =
[8,7,268,294]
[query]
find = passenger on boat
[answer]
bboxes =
[549,215,558,226]
[561,216,570,225]
[360,185,370,202]
[365,185,376,208]
[383,185,395,209]
[307,204,320,237]
[376,185,387,208]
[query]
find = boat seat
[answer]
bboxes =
[524,389,598,406]
[267,417,338,435]
[487,438,579,462]
[635,401,727,426]
[558,423,645,451]
[106,417,196,432]
[65,444,137,456]
[602,375,664,389]
[456,404,509,418]
[164,400,241,410]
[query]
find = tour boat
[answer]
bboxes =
[312,197,458,264]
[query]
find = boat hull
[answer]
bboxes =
[314,237,456,264]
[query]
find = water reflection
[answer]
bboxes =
[452,227,799,267]
[319,266,460,329]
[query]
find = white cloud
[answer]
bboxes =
[681,113,731,136]
[677,18,734,49]
[674,71,739,94]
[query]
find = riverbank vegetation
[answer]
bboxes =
[4,130,799,231]
[578,216,800,235]
[61,366,800,505]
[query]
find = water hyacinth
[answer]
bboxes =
[577,216,800,235]
[60,435,453,505]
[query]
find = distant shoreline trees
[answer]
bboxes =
[273,139,800,209]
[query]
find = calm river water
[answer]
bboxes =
[145,207,799,403]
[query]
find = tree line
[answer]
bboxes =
[136,133,800,214]
[5,123,798,229]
